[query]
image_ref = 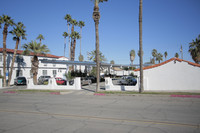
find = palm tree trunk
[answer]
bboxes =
[68,23,71,60]
[3,24,8,87]
[80,28,82,55]
[8,39,19,86]
[139,0,144,93]
[93,0,100,92]
[72,39,76,61]
[64,37,66,57]
[31,55,39,85]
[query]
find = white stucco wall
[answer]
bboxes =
[138,60,200,91]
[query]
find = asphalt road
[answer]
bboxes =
[0,86,200,133]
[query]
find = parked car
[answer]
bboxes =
[87,76,96,83]
[14,76,27,85]
[55,77,66,85]
[118,76,137,86]
[81,77,92,86]
[38,76,51,84]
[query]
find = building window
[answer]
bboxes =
[53,70,57,77]
[16,70,23,77]
[0,55,2,62]
[42,70,47,76]
[44,63,47,67]
[0,70,2,76]
[16,55,24,63]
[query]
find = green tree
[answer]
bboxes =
[62,32,68,57]
[0,14,15,87]
[22,41,50,84]
[64,14,72,59]
[78,21,85,57]
[139,0,144,93]
[70,31,80,61]
[175,53,179,58]
[87,50,107,62]
[188,34,200,64]
[152,49,157,63]
[36,34,44,44]
[8,22,27,86]
[130,49,135,65]
[156,53,163,63]
[92,0,108,92]
[110,60,115,65]
[164,51,168,61]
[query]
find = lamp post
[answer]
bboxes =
[93,0,100,92]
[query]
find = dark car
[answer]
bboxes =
[118,76,137,86]
[126,76,137,85]
[14,76,27,85]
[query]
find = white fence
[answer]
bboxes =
[105,77,139,91]
[27,77,81,90]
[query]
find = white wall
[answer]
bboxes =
[139,60,200,91]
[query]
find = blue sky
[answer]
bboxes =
[1,0,200,65]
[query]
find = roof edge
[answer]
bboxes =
[134,58,200,71]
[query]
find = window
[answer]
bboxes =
[16,70,23,77]
[42,70,47,76]
[16,55,24,63]
[53,70,57,77]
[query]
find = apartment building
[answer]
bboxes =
[0,48,69,85]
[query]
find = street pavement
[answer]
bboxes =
[0,85,200,133]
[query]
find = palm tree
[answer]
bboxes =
[78,54,84,71]
[156,53,163,63]
[62,32,68,57]
[139,0,143,93]
[130,50,135,65]
[188,34,200,64]
[36,34,44,44]
[22,41,50,84]
[70,31,80,61]
[79,54,84,62]
[64,14,72,59]
[110,60,115,65]
[152,49,157,63]
[70,19,78,34]
[87,50,107,62]
[78,21,85,57]
[175,53,179,58]
[164,51,168,61]
[8,22,27,86]
[0,14,15,87]
[92,0,108,92]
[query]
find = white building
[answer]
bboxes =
[0,48,69,85]
[134,58,200,91]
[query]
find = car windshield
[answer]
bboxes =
[18,77,25,80]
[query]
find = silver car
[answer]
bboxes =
[81,77,92,86]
